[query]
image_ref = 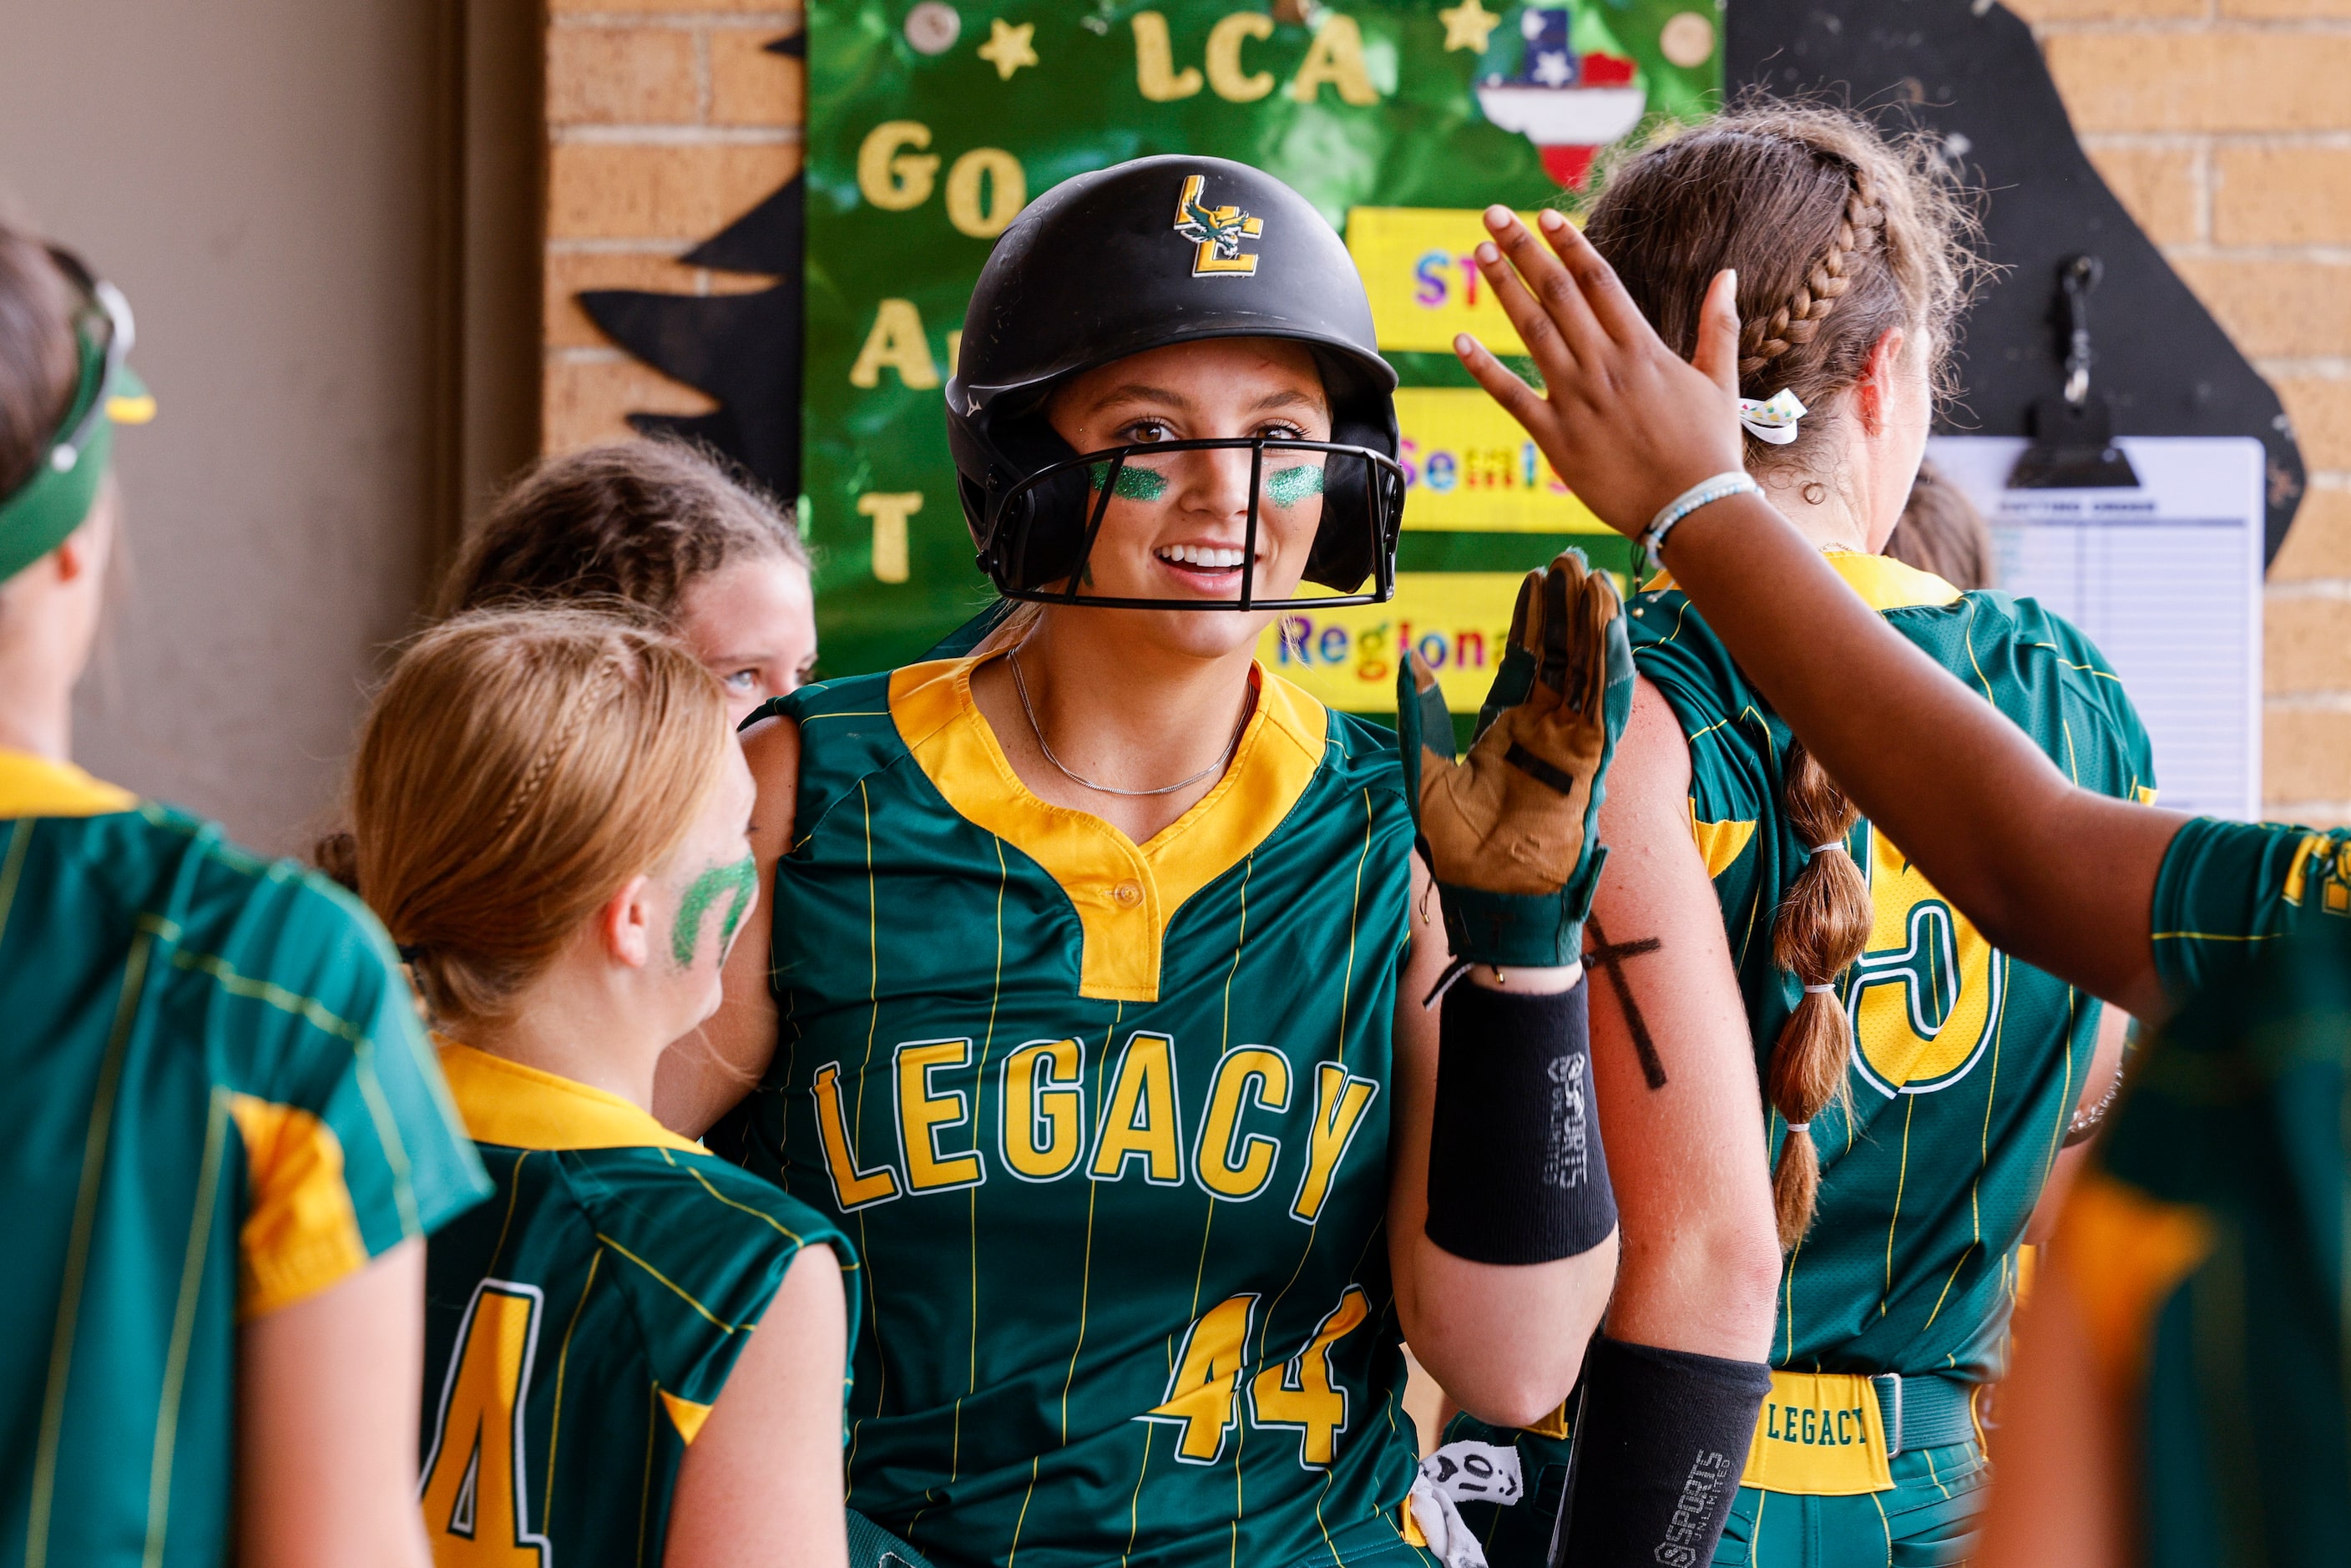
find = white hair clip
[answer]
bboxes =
[1738,389,1807,446]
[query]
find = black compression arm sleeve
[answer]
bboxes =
[1424,975,1617,1265]
[1550,1336,1773,1568]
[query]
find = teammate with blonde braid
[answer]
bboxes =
[1443,105,2151,1566]
[343,607,903,1568]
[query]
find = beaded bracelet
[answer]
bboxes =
[1639,470,1762,572]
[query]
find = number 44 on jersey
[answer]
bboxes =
[1141,1287,1373,1468]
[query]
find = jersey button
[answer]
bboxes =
[1111,879,1144,908]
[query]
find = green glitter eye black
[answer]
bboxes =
[1267,464,1325,507]
[1088,463,1170,502]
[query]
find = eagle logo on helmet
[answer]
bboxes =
[1173,175,1266,277]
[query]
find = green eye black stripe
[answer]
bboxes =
[1267,464,1324,507]
[1087,464,1169,502]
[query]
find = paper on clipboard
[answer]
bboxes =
[1924,436,2265,822]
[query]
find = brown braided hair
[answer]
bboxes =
[440,438,804,620]
[1585,103,1976,1247]
[1584,99,1978,473]
[1737,170,1887,379]
[1767,741,1872,1248]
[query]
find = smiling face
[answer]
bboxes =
[674,552,818,726]
[1043,336,1331,658]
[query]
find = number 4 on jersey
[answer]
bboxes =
[1141,1287,1370,1468]
[1250,1287,1370,1467]
[418,1282,554,1566]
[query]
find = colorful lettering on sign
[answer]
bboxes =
[1347,207,1560,354]
[1392,387,1609,533]
[1258,571,1523,715]
[1272,615,1492,683]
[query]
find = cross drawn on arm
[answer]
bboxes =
[1585,915,1668,1090]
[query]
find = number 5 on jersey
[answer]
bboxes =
[419,1282,554,1566]
[1141,1287,1371,1468]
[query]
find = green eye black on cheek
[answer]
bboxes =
[1267,464,1324,507]
[671,855,758,968]
[1088,463,1170,502]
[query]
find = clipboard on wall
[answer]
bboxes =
[1925,434,2265,822]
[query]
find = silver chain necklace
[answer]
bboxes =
[1008,647,1250,798]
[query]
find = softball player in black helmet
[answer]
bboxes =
[670,155,1714,1566]
[947,154,1403,610]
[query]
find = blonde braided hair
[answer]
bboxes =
[481,653,624,847]
[347,606,731,1025]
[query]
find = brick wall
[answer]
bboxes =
[542,0,803,453]
[540,0,2351,812]
[2017,0,2351,819]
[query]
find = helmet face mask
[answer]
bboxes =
[948,156,1403,614]
[980,434,1403,612]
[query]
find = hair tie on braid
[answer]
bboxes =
[1762,739,1873,1250]
[1785,1122,1811,1135]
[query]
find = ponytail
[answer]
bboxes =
[1765,741,1872,1250]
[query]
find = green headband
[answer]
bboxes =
[0,329,129,584]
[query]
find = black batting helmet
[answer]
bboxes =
[946,154,1403,609]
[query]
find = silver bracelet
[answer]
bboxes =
[1639,471,1762,572]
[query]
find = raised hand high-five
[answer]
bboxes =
[1455,202,2187,1021]
[1453,206,1748,542]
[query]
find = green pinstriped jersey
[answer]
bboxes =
[1628,554,2156,1382]
[418,1043,858,1568]
[2150,816,2351,996]
[0,749,490,1568]
[709,656,1438,1568]
[2060,923,2351,1567]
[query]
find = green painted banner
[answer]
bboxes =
[804,0,1722,695]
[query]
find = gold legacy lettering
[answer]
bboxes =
[815,1032,1376,1211]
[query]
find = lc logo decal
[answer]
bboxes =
[1174,175,1265,276]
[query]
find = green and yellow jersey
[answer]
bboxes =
[2150,816,2351,995]
[419,1042,857,1568]
[1628,552,2155,1387]
[0,748,489,1568]
[2056,923,2351,1568]
[709,655,1439,1568]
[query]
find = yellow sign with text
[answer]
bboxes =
[1347,207,1578,355]
[1396,388,1608,534]
[1257,572,1522,715]
[1738,1371,1896,1496]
